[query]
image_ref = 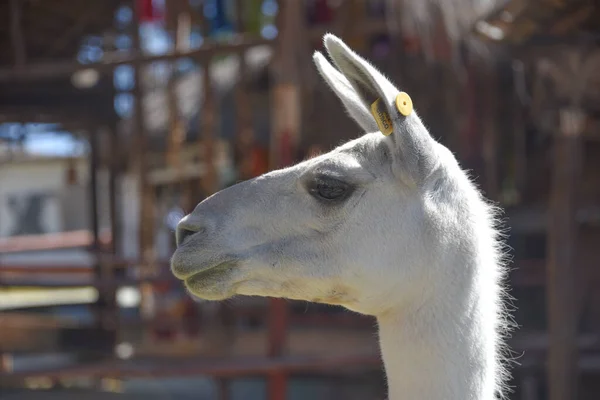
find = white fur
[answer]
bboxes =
[171,34,512,400]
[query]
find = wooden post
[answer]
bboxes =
[0,354,12,374]
[269,0,303,169]
[107,124,120,335]
[164,0,194,239]
[546,106,584,400]
[537,49,600,400]
[89,128,102,329]
[482,65,499,200]
[200,64,218,197]
[234,1,266,181]
[234,45,254,180]
[197,4,218,197]
[87,126,117,353]
[521,373,539,400]
[108,123,120,258]
[461,60,478,169]
[131,0,155,321]
[9,0,26,67]
[512,60,528,196]
[165,1,190,172]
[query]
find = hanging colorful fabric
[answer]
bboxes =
[138,0,162,22]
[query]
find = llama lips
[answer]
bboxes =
[170,244,236,280]
[183,262,239,300]
[184,262,234,285]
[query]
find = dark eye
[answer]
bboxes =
[309,177,352,201]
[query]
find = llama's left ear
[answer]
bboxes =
[322,34,440,184]
[313,51,379,133]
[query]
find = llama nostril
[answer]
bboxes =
[177,227,195,246]
[176,222,204,247]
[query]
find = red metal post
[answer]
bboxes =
[266,0,306,397]
[267,298,289,400]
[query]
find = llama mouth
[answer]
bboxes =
[170,246,237,280]
[184,262,232,281]
[183,262,239,300]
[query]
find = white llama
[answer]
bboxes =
[171,34,512,400]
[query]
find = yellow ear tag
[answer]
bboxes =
[370,98,394,136]
[395,92,413,116]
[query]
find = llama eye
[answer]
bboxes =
[309,177,351,201]
[317,183,346,200]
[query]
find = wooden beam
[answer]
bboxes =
[0,230,110,254]
[9,0,26,66]
[147,162,206,186]
[0,37,273,82]
[0,110,92,127]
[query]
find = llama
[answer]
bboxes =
[171,34,512,400]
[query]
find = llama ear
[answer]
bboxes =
[322,34,439,183]
[313,51,379,133]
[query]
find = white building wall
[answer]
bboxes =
[0,156,142,266]
[0,158,89,238]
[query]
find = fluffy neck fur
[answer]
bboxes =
[377,185,509,400]
[378,278,499,400]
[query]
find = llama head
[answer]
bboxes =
[171,34,470,317]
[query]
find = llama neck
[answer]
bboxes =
[377,279,499,400]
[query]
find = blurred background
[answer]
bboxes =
[0,0,599,399]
